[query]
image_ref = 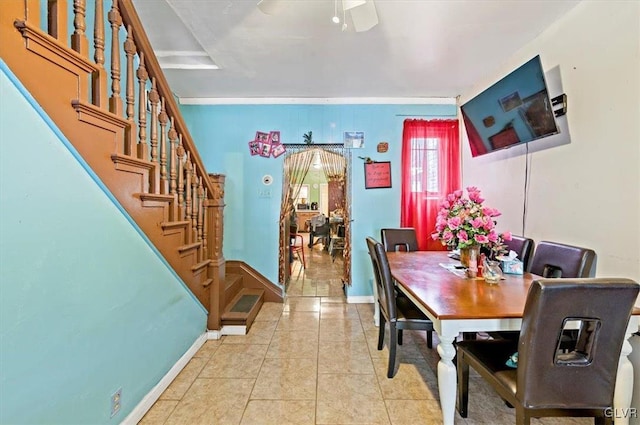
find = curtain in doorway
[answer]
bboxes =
[401,119,461,251]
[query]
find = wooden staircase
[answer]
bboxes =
[0,0,281,332]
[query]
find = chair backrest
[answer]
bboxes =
[380,228,418,252]
[529,241,596,278]
[366,237,397,321]
[517,278,639,408]
[504,235,535,271]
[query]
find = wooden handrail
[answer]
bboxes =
[116,0,215,200]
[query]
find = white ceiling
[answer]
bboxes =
[132,0,581,101]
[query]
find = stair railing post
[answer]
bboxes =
[207,174,226,331]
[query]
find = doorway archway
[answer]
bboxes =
[278,145,352,292]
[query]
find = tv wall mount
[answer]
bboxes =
[551,94,567,118]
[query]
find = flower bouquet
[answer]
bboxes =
[431,186,511,260]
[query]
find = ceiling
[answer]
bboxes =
[131,0,581,101]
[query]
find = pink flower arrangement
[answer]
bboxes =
[431,187,512,256]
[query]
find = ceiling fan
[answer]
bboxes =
[257,0,379,33]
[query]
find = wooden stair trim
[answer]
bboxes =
[178,242,200,254]
[138,193,175,203]
[225,260,283,303]
[71,99,130,131]
[191,259,211,272]
[111,154,154,172]
[161,220,190,231]
[221,288,264,324]
[202,278,213,288]
[14,20,98,75]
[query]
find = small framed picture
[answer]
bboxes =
[271,143,286,158]
[268,131,280,144]
[259,142,272,158]
[255,131,270,143]
[364,161,392,189]
[499,92,523,112]
[248,140,261,156]
[344,131,364,149]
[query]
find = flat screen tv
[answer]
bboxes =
[461,55,560,157]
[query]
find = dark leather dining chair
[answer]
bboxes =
[457,278,639,425]
[381,228,419,252]
[491,240,597,343]
[366,237,435,378]
[529,240,596,278]
[504,235,535,272]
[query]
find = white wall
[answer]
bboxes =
[461,1,640,280]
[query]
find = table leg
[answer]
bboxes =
[613,328,637,425]
[436,332,458,425]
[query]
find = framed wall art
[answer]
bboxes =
[364,161,392,189]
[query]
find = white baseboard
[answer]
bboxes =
[221,325,247,335]
[207,329,221,340]
[346,295,375,304]
[121,332,207,425]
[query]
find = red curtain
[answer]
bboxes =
[401,119,461,250]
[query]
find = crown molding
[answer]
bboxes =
[178,97,457,105]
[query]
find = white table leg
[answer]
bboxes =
[437,332,458,425]
[613,328,636,425]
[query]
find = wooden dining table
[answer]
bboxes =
[386,251,640,425]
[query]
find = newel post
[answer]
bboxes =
[207,173,226,331]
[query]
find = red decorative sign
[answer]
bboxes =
[364,161,392,189]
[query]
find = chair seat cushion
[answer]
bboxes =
[457,339,518,394]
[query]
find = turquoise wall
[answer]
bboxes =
[180,103,457,297]
[0,62,207,424]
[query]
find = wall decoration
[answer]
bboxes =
[377,142,388,153]
[364,161,392,189]
[482,116,495,127]
[271,143,286,158]
[248,140,260,156]
[344,131,364,148]
[268,131,280,144]
[259,141,272,157]
[498,91,523,112]
[303,131,314,144]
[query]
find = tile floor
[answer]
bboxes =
[139,235,591,425]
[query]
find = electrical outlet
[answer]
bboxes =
[110,388,122,417]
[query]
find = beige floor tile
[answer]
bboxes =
[254,302,284,321]
[251,358,317,400]
[159,357,208,401]
[199,344,268,378]
[138,400,178,425]
[372,357,439,400]
[240,400,316,425]
[318,339,374,374]
[192,339,223,360]
[276,311,320,332]
[321,296,347,304]
[320,303,360,319]
[266,330,319,359]
[164,378,254,425]
[223,320,278,345]
[316,374,390,424]
[284,297,321,312]
[319,318,365,342]
[385,399,460,425]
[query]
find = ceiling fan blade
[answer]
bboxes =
[342,0,366,11]
[348,0,378,32]
[257,0,281,15]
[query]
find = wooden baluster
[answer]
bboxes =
[71,0,88,55]
[169,118,178,196]
[177,140,186,221]
[123,26,136,155]
[184,152,192,242]
[108,0,123,115]
[47,0,68,42]
[197,178,204,260]
[148,78,160,193]
[91,0,107,109]
[136,52,148,160]
[191,162,198,244]
[158,98,169,194]
[202,188,208,261]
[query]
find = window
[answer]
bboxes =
[410,138,439,194]
[292,184,309,207]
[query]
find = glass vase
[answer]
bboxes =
[460,245,480,268]
[482,259,503,284]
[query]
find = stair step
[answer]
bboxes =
[221,289,264,331]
